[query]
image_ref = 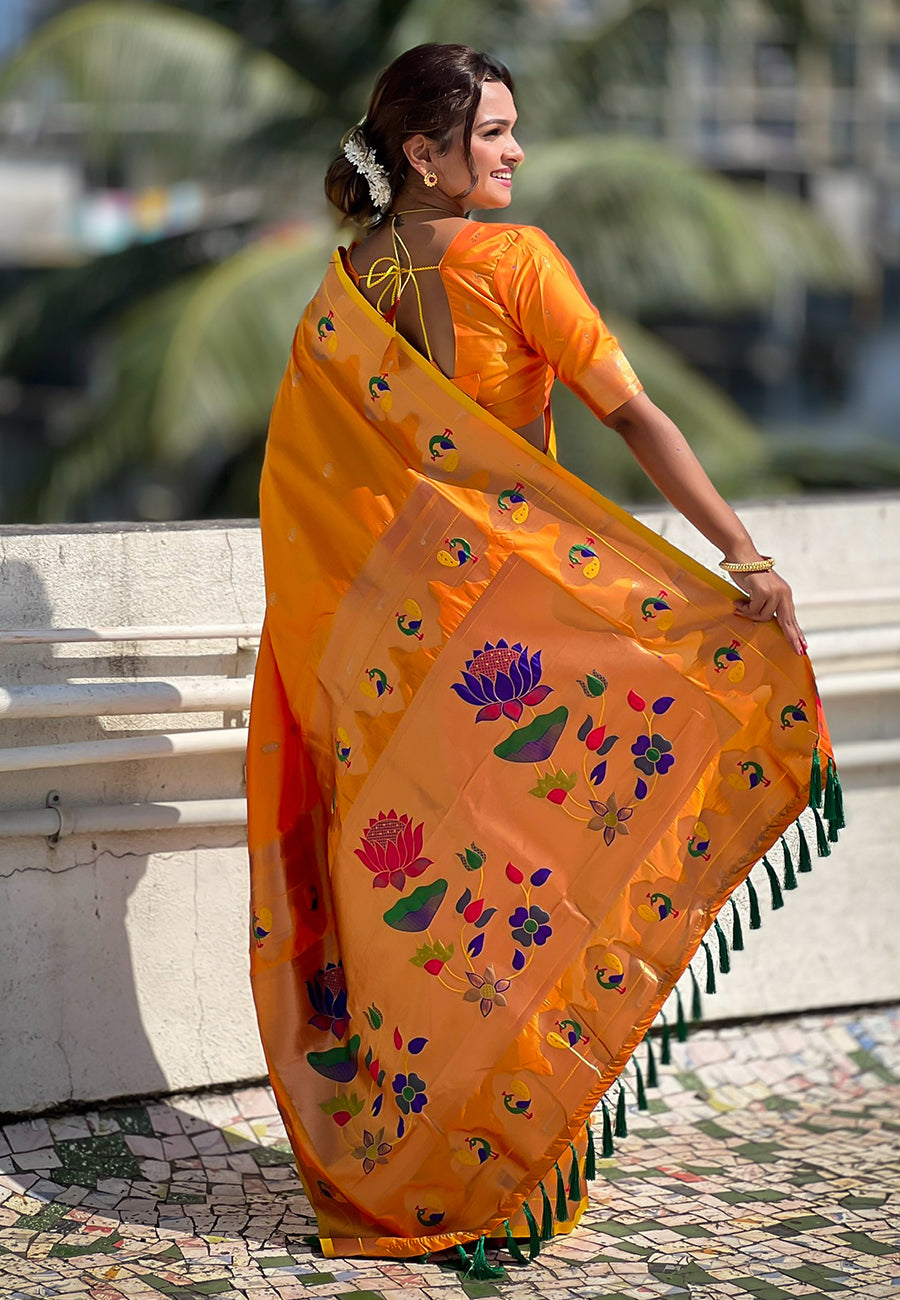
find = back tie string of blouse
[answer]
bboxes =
[361,209,441,364]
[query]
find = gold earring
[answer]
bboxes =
[423,170,438,188]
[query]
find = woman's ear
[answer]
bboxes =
[402,133,434,177]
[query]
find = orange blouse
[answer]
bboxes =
[346,220,643,450]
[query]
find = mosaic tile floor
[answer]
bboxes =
[1,1007,897,1300]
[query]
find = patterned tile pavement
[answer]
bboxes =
[0,1007,897,1300]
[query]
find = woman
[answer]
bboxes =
[247,43,840,1272]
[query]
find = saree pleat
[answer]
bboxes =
[247,248,838,1261]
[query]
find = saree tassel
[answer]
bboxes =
[521,1200,541,1259]
[554,1161,568,1221]
[660,1012,672,1064]
[714,918,731,974]
[688,966,703,1020]
[763,856,784,910]
[600,1098,614,1158]
[746,875,762,930]
[504,1219,530,1265]
[812,806,831,857]
[635,1058,648,1111]
[825,759,844,840]
[810,743,822,808]
[730,897,745,951]
[833,762,845,830]
[615,1085,628,1138]
[781,837,798,891]
[584,1121,597,1181]
[567,1141,582,1199]
[702,941,716,996]
[797,821,813,873]
[646,1035,659,1088]
[675,987,688,1042]
[539,1179,554,1240]
[466,1235,506,1280]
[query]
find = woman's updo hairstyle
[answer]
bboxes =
[325,43,513,228]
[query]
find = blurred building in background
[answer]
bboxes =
[0,0,898,521]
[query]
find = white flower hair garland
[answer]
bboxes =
[342,126,392,212]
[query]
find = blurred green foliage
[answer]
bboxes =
[0,0,875,521]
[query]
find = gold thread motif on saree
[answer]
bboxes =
[568,537,601,579]
[359,666,393,699]
[367,373,392,412]
[780,698,808,730]
[395,597,424,640]
[428,428,459,471]
[713,639,745,682]
[641,590,673,629]
[316,310,338,353]
[436,536,480,568]
[497,482,529,525]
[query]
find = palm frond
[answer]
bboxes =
[39,225,339,518]
[553,311,791,504]
[508,136,870,316]
[0,1,314,168]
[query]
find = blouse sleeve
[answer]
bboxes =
[495,225,643,420]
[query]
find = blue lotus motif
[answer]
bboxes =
[306,961,349,1039]
[451,640,552,723]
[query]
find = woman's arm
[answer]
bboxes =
[603,390,807,656]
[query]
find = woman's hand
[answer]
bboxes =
[730,568,807,656]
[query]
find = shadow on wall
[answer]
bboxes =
[0,558,169,1115]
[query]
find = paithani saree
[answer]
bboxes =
[246,247,842,1266]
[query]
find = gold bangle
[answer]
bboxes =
[719,555,776,574]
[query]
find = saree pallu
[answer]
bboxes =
[247,248,841,1263]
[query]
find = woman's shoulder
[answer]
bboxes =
[463,220,560,255]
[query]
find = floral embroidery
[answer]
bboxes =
[306,962,349,1039]
[355,810,432,891]
[351,1127,392,1173]
[463,965,511,1017]
[632,732,675,776]
[588,792,634,844]
[392,1071,428,1115]
[509,904,552,948]
[451,639,552,723]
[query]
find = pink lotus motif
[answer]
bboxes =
[355,810,432,890]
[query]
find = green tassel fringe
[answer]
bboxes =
[702,941,717,995]
[715,918,731,973]
[832,762,845,830]
[660,1012,672,1064]
[521,1200,541,1259]
[813,806,831,857]
[585,1120,597,1180]
[763,855,784,910]
[635,1059,648,1111]
[568,1142,581,1200]
[747,875,762,930]
[731,897,745,951]
[554,1161,567,1221]
[504,1219,530,1265]
[646,1035,658,1087]
[782,837,798,891]
[615,1085,628,1138]
[675,988,688,1042]
[600,1098,614,1158]
[825,759,844,840]
[688,966,703,1021]
[810,743,822,808]
[464,1236,506,1280]
[797,822,813,873]
[539,1179,553,1240]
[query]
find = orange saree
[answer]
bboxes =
[246,245,842,1266]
